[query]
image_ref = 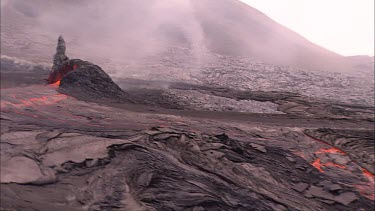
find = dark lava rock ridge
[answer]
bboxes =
[58,59,132,103]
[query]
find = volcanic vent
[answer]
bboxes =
[47,36,131,102]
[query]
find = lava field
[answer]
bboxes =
[0,1,374,209]
[0,55,374,211]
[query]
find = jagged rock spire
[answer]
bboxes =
[52,35,69,71]
[56,35,66,55]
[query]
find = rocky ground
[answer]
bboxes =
[116,77,374,121]
[1,56,374,210]
[1,2,374,210]
[107,47,374,107]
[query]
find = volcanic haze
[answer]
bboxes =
[1,0,372,73]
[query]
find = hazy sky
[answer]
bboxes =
[240,0,374,56]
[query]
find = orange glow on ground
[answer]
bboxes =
[311,148,348,173]
[311,158,347,173]
[48,64,78,84]
[324,162,347,169]
[1,94,68,110]
[315,148,345,155]
[25,95,67,105]
[311,158,324,172]
[50,80,61,86]
[355,169,375,200]
[354,184,375,200]
[305,135,374,200]
[362,168,375,183]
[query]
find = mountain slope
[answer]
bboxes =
[1,0,369,72]
[191,0,349,71]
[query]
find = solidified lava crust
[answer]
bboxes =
[1,127,374,210]
[1,41,374,211]
[1,67,374,210]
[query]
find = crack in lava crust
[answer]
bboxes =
[303,136,375,200]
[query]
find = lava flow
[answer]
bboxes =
[1,86,68,111]
[309,145,375,200]
[22,94,67,106]
[50,80,61,86]
[315,148,345,155]
[355,168,375,200]
[48,63,78,84]
[362,168,375,183]
[310,147,347,173]
[311,157,346,173]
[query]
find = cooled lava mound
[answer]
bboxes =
[48,59,131,102]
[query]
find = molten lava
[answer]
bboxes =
[48,62,78,84]
[311,158,346,173]
[315,148,345,155]
[354,168,375,200]
[50,80,61,86]
[362,168,375,183]
[24,95,67,106]
[309,145,374,200]
[1,93,68,110]
[310,148,348,173]
[311,158,324,172]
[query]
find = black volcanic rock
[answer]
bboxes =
[58,59,131,103]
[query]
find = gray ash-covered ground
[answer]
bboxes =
[1,56,374,210]
[114,47,374,107]
[116,78,374,121]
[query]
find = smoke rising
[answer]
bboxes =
[1,0,371,75]
[1,0,212,77]
[38,0,207,64]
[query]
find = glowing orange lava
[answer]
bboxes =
[354,184,375,200]
[324,162,347,169]
[306,135,375,200]
[310,147,348,173]
[50,80,61,86]
[311,157,347,173]
[355,169,375,200]
[48,63,79,84]
[362,168,375,183]
[1,93,68,110]
[315,148,345,155]
[311,158,324,172]
[21,94,67,107]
